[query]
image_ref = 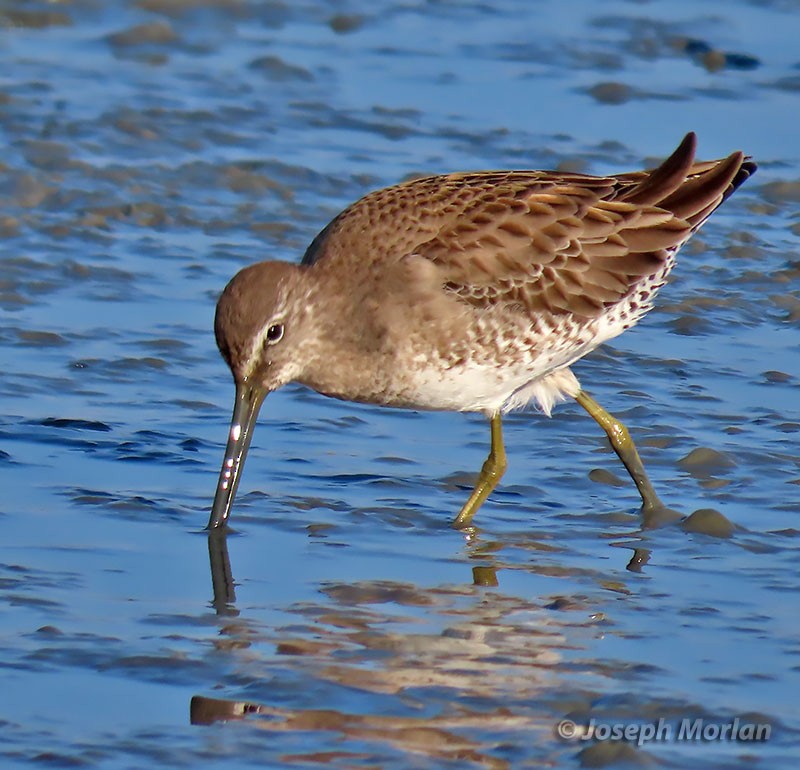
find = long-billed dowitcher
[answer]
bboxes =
[208,133,755,530]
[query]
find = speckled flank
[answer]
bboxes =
[215,133,755,414]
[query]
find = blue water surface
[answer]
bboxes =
[1,0,799,767]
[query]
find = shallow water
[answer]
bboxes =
[1,0,799,767]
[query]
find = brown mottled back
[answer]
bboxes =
[302,133,756,320]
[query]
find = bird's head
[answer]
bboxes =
[208,260,309,529]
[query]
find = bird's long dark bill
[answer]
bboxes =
[207,382,267,529]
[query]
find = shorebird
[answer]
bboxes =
[207,133,755,530]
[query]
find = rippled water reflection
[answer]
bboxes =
[1,0,799,767]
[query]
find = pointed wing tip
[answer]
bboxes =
[621,133,698,205]
[680,131,698,155]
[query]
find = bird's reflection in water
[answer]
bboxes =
[207,529,237,615]
[190,695,261,725]
[194,506,734,767]
[204,497,734,622]
[196,527,573,768]
[472,565,499,587]
[625,547,651,573]
[190,693,547,768]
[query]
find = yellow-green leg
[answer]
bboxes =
[575,390,664,513]
[452,413,507,529]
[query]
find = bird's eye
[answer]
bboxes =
[264,323,284,345]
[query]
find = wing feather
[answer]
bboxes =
[302,133,756,324]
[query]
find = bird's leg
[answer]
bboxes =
[574,390,665,513]
[452,413,507,529]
